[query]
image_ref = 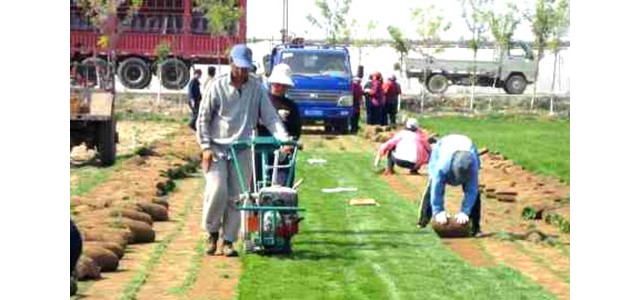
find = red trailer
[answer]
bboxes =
[70,0,247,90]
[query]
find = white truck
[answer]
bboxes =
[405,41,535,95]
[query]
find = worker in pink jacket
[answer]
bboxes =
[376,118,431,175]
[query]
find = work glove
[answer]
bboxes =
[454,212,469,224]
[434,211,448,224]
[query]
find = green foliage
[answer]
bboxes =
[76,0,143,49]
[196,0,243,36]
[411,5,451,54]
[387,25,410,66]
[154,40,172,62]
[306,0,353,44]
[418,115,570,182]
[521,206,538,220]
[459,0,491,53]
[485,8,520,58]
[545,213,570,233]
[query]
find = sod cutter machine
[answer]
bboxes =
[228,135,305,255]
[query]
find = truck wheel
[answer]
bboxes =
[426,74,449,94]
[329,119,349,135]
[504,74,527,94]
[80,57,109,88]
[159,59,190,90]
[97,121,116,166]
[118,57,152,90]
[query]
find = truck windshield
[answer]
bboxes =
[280,52,349,77]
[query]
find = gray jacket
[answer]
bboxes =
[196,74,290,158]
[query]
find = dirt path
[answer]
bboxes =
[304,129,571,299]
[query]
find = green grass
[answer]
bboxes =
[417,115,570,183]
[70,166,113,197]
[237,150,555,300]
[115,110,188,123]
[70,155,134,197]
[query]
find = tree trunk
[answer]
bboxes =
[470,49,477,112]
[549,50,559,116]
[157,63,162,107]
[530,48,542,111]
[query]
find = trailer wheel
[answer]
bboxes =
[118,57,152,90]
[504,74,527,94]
[426,74,449,94]
[159,59,190,90]
[97,121,116,166]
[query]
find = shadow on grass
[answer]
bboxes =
[70,153,135,169]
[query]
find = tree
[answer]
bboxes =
[387,25,410,71]
[350,19,365,66]
[521,0,567,110]
[366,20,379,47]
[411,5,451,99]
[549,0,569,96]
[76,0,143,90]
[306,0,352,44]
[484,5,520,89]
[460,0,492,111]
[196,0,243,67]
[154,40,172,105]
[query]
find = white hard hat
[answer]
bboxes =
[268,63,295,87]
[405,118,419,130]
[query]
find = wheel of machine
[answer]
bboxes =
[504,74,527,94]
[159,58,190,90]
[117,57,152,90]
[97,120,116,166]
[80,57,109,88]
[426,74,449,94]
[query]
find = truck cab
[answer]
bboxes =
[266,40,353,134]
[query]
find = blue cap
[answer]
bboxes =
[229,44,253,68]
[450,151,474,185]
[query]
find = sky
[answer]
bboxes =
[245,0,568,42]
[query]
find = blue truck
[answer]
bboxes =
[264,40,354,134]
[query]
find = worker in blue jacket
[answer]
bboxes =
[417,134,482,237]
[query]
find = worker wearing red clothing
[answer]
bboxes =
[367,72,386,125]
[351,77,364,133]
[383,75,402,126]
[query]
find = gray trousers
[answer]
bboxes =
[202,150,251,242]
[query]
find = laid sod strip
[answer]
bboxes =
[514,241,570,284]
[167,238,208,295]
[418,115,570,183]
[120,181,200,300]
[237,151,555,300]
